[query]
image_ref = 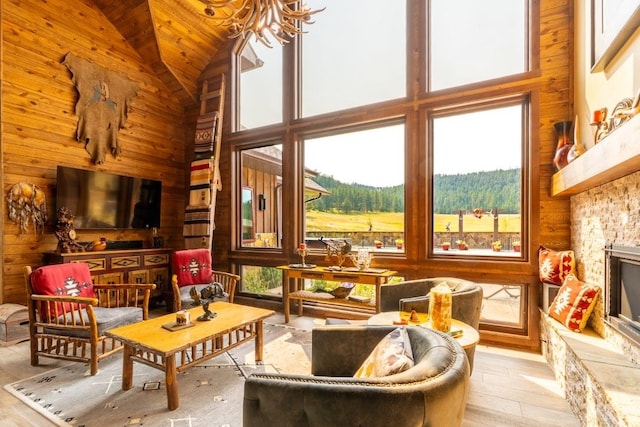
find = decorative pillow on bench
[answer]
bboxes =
[539,245,576,285]
[354,327,414,378]
[549,274,600,332]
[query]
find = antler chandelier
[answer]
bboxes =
[202,0,324,47]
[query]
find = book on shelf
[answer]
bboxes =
[348,295,371,303]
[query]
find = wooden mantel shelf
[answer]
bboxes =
[552,113,640,197]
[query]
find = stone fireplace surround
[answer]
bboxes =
[541,117,640,425]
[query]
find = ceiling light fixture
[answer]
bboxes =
[201,0,324,47]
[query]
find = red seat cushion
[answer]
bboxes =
[30,263,95,319]
[172,249,213,288]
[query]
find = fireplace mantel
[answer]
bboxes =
[551,113,640,197]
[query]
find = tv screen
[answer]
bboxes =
[56,166,162,230]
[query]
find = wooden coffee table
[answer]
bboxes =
[105,302,274,410]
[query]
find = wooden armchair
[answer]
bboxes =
[171,249,240,312]
[24,263,156,375]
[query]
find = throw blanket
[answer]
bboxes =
[183,206,213,237]
[194,112,218,155]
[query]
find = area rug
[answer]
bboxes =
[4,323,311,427]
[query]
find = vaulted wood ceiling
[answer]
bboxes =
[93,0,234,105]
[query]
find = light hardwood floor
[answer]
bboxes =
[0,311,580,426]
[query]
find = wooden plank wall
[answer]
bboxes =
[537,0,573,249]
[1,0,189,303]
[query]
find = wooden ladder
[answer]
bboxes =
[184,74,226,250]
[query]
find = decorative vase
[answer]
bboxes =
[553,121,573,171]
[567,115,585,163]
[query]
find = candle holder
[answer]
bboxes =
[297,247,308,267]
[591,94,639,144]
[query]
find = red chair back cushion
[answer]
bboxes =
[30,263,95,319]
[172,249,213,288]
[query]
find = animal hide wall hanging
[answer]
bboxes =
[6,182,47,235]
[62,53,139,164]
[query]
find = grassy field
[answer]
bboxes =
[306,210,521,233]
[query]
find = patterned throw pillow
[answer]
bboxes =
[549,274,600,332]
[172,249,213,287]
[539,246,576,285]
[354,327,414,378]
[30,263,95,320]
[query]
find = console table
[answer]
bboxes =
[278,265,397,323]
[43,248,172,306]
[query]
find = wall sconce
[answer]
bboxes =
[258,194,266,211]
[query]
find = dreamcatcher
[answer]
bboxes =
[6,182,48,234]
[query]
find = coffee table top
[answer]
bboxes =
[367,311,479,349]
[105,302,274,355]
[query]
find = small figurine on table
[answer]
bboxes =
[190,282,227,321]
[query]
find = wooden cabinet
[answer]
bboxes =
[43,248,172,306]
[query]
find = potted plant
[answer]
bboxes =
[441,241,450,251]
[395,238,404,249]
[456,240,468,250]
[513,241,521,252]
[492,240,502,252]
[374,240,382,249]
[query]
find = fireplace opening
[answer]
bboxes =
[605,245,640,345]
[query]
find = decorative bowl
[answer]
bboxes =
[329,282,356,298]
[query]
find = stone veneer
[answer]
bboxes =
[571,170,640,363]
[540,313,640,426]
[541,171,640,425]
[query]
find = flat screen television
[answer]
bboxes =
[56,166,162,230]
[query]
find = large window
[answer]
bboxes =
[431,102,524,258]
[429,0,527,90]
[238,40,283,129]
[230,1,534,335]
[303,123,405,254]
[302,0,406,117]
[240,144,283,249]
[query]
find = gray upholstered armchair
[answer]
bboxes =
[243,325,470,427]
[379,277,483,372]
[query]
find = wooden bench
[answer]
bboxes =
[540,312,640,426]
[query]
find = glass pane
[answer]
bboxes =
[241,188,255,243]
[432,104,522,257]
[239,40,283,129]
[239,265,283,297]
[429,0,527,90]
[479,282,525,328]
[304,124,405,258]
[240,144,283,248]
[302,0,406,117]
